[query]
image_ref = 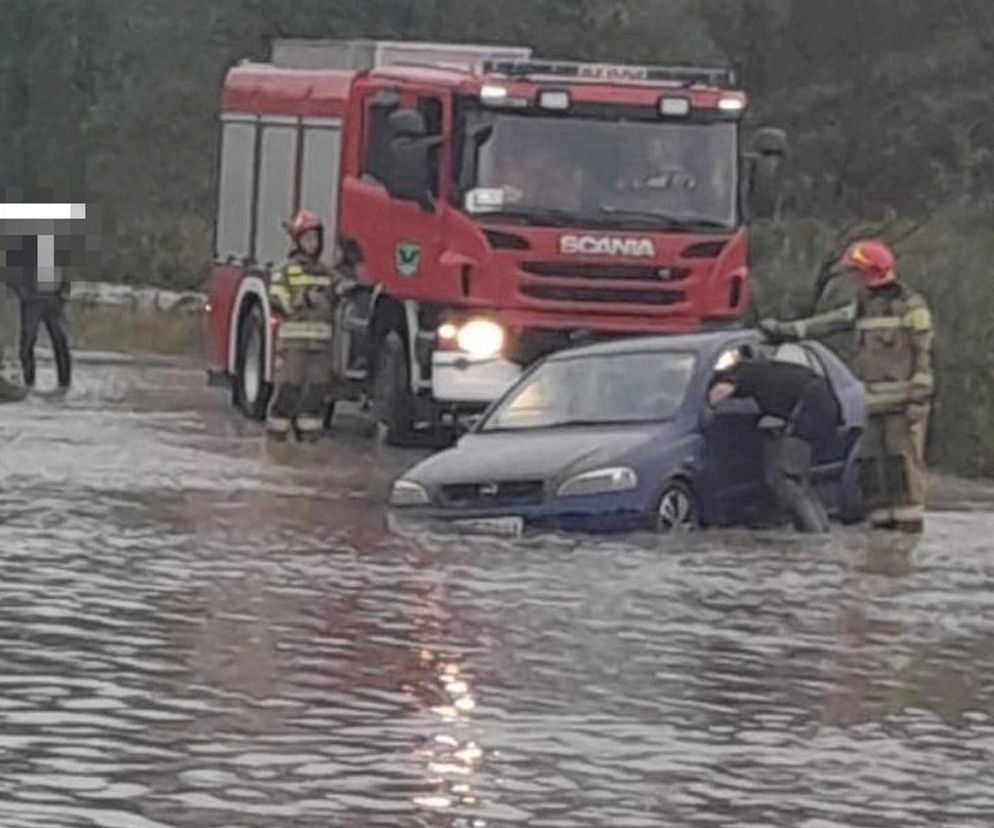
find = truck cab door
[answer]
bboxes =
[340,83,448,304]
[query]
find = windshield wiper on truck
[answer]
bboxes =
[596,205,733,232]
[476,207,581,227]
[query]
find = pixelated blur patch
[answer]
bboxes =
[0,203,94,273]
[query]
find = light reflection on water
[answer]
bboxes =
[0,355,992,827]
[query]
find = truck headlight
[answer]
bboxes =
[455,319,505,359]
[390,480,431,506]
[556,467,639,498]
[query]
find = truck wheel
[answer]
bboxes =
[234,303,271,421]
[374,331,416,446]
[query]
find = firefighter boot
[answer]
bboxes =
[267,382,302,441]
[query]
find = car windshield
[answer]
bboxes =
[463,111,738,230]
[482,350,697,431]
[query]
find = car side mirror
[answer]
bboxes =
[746,127,788,219]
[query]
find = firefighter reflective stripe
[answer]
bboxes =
[866,380,911,394]
[893,504,925,520]
[869,507,894,527]
[857,316,903,332]
[278,321,333,341]
[269,282,292,313]
[904,305,932,333]
[296,416,324,433]
[287,274,332,289]
[858,307,932,333]
[865,381,911,415]
[783,302,858,340]
[910,371,934,391]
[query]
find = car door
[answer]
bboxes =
[698,342,764,524]
[699,394,766,524]
[765,341,864,516]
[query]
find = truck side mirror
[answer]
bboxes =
[746,127,788,219]
[754,127,787,157]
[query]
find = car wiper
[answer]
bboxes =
[596,205,733,232]
[544,418,650,428]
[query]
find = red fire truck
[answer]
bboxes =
[205,39,785,444]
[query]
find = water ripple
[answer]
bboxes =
[0,357,992,826]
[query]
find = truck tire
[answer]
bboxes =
[234,303,271,421]
[374,331,416,446]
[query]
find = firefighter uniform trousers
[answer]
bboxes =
[856,291,934,530]
[266,260,335,441]
[862,401,930,529]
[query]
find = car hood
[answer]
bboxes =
[407,423,680,486]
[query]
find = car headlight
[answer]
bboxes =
[455,319,505,359]
[556,467,639,498]
[390,480,431,506]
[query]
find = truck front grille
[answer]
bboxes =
[521,285,684,306]
[521,262,689,281]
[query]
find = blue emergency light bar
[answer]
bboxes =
[480,59,737,89]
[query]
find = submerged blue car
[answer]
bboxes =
[389,330,865,535]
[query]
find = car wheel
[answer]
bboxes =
[234,302,271,421]
[653,480,698,533]
[374,331,417,447]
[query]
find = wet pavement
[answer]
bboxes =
[1,353,993,827]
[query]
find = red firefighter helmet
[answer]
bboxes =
[843,240,896,288]
[288,210,322,241]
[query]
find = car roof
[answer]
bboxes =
[547,329,763,361]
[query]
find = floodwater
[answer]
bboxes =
[1,353,993,827]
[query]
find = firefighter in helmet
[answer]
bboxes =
[761,240,934,533]
[266,210,337,442]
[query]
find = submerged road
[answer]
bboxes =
[0,352,993,827]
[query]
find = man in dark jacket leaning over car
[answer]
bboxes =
[708,348,841,534]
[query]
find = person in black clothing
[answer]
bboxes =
[2,235,71,389]
[709,349,841,533]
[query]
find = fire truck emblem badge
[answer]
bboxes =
[396,242,421,278]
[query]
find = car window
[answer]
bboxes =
[484,351,696,431]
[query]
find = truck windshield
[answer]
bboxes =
[482,350,697,432]
[463,111,738,231]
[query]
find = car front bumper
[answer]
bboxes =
[390,488,654,535]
